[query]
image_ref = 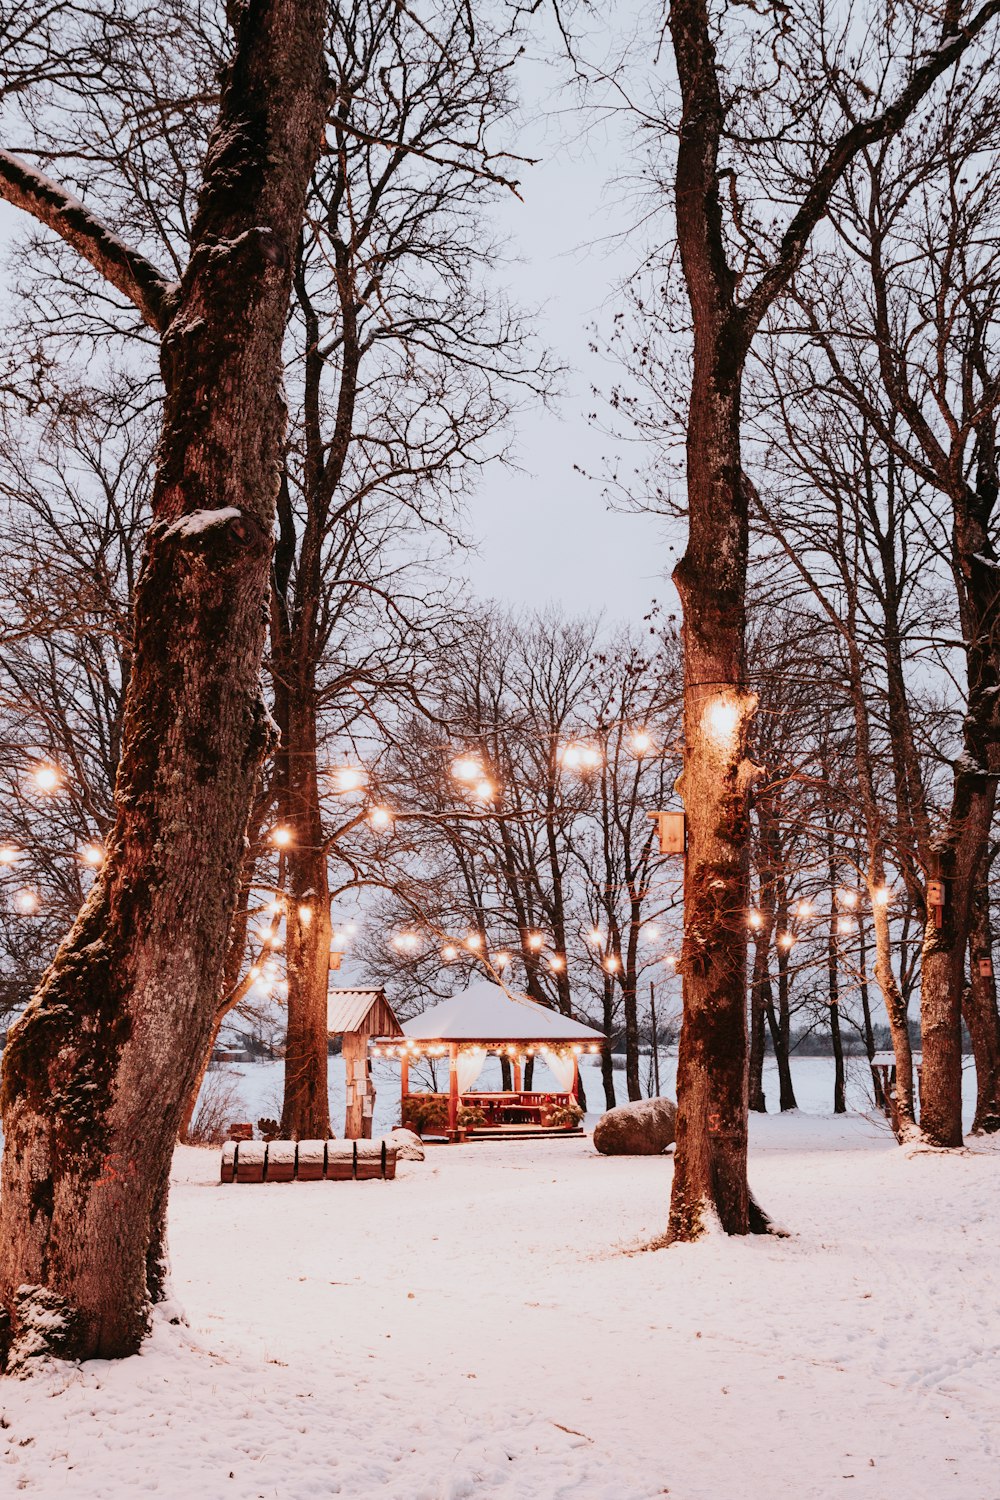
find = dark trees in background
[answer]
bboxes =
[0,0,330,1366]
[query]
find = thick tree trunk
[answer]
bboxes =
[964,865,1000,1132]
[0,0,329,1368]
[667,351,759,1238]
[623,975,641,1101]
[276,693,333,1140]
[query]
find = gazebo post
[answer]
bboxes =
[513,1053,522,1092]
[571,1053,579,1101]
[400,1051,409,1118]
[448,1043,459,1135]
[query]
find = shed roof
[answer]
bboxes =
[327,988,402,1036]
[398,980,606,1043]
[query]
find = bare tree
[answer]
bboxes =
[0,0,330,1366]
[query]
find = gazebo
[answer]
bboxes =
[372,980,606,1139]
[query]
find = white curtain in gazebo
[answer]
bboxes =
[456,1049,486,1093]
[543,1049,575,1093]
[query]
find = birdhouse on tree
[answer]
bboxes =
[327,988,403,1140]
[647,809,687,855]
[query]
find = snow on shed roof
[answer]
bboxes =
[327,988,400,1035]
[400,980,606,1043]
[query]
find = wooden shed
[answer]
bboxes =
[327,988,403,1140]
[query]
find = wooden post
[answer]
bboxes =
[448,1043,459,1134]
[571,1053,579,1101]
[513,1054,522,1092]
[341,1034,357,1140]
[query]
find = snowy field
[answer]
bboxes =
[2,1058,999,1500]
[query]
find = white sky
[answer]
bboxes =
[465,43,677,625]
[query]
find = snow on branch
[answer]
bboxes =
[0,149,177,332]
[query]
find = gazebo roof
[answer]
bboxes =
[399,980,606,1044]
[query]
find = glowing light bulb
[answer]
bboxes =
[747,910,763,930]
[332,765,367,793]
[270,825,293,848]
[664,952,678,969]
[473,779,495,802]
[266,898,284,916]
[368,806,393,831]
[587,927,603,946]
[249,965,261,979]
[451,756,482,783]
[14,888,38,915]
[644,924,661,941]
[629,729,653,756]
[873,886,892,907]
[493,951,510,969]
[838,888,858,910]
[837,917,854,935]
[604,955,621,973]
[778,932,795,950]
[703,697,741,751]
[442,944,458,961]
[526,932,544,951]
[797,900,815,919]
[465,932,483,951]
[0,845,19,865]
[32,765,61,794]
[79,843,105,867]
[549,954,565,972]
[297,904,312,926]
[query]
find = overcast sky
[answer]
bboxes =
[461,33,679,628]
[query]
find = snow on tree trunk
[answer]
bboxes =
[0,0,330,1368]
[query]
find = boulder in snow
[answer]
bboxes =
[593,1096,677,1155]
[387,1127,425,1161]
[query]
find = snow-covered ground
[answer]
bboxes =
[2,1060,999,1500]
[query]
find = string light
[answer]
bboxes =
[465,933,483,951]
[559,741,602,772]
[644,923,661,941]
[838,888,858,910]
[442,944,459,961]
[747,910,763,930]
[31,765,61,794]
[837,917,854,935]
[79,843,105,867]
[604,955,621,973]
[266,898,284,916]
[368,806,393,831]
[549,954,565,972]
[472,779,495,802]
[704,697,741,751]
[297,905,313,926]
[586,927,603,946]
[332,766,367,793]
[451,755,482,783]
[0,844,21,865]
[629,729,653,756]
[526,932,544,951]
[392,932,420,953]
[270,825,293,848]
[873,886,892,907]
[493,951,511,969]
[796,900,816,919]
[664,953,678,968]
[14,888,39,915]
[778,932,795,950]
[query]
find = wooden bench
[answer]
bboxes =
[220,1138,397,1183]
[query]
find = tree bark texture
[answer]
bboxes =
[964,862,1000,1132]
[0,0,330,1367]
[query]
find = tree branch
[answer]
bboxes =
[0,149,176,332]
[741,0,1000,336]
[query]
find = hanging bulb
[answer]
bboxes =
[369,806,393,831]
[270,825,293,848]
[31,764,61,794]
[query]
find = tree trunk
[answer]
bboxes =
[623,975,641,1101]
[0,0,329,1368]
[748,929,769,1113]
[276,689,333,1140]
[964,863,1000,1132]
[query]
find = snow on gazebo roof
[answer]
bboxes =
[399,980,606,1044]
